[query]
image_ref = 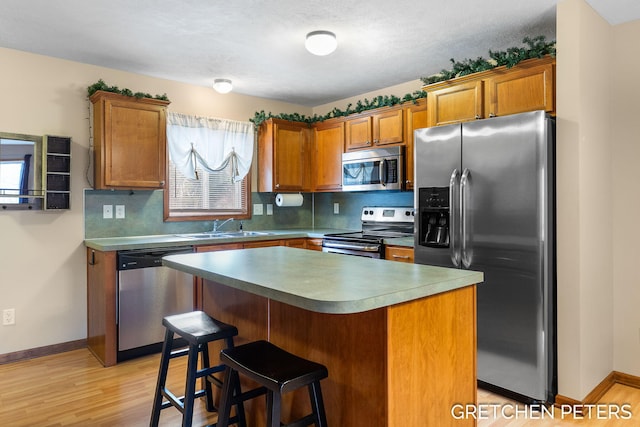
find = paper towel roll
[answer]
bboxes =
[275,193,303,207]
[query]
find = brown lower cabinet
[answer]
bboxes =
[385,245,414,263]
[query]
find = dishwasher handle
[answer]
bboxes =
[117,246,193,270]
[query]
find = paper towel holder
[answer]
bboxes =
[274,192,304,207]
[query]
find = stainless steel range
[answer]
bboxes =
[322,206,414,259]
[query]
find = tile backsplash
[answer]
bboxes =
[84,189,414,238]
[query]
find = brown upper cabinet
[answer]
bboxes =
[312,119,344,191]
[403,99,428,190]
[258,118,311,192]
[345,106,404,151]
[424,56,555,127]
[90,91,170,190]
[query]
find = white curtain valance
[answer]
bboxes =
[166,112,254,182]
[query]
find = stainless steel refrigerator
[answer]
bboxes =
[413,110,555,404]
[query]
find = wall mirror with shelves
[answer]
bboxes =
[0,132,43,210]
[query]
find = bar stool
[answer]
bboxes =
[150,311,246,427]
[216,340,329,427]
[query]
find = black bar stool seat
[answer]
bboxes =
[217,340,328,427]
[150,311,246,427]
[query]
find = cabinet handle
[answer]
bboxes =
[475,115,481,120]
[489,113,496,118]
[405,180,412,185]
[89,250,95,266]
[373,139,379,145]
[366,141,371,145]
[392,255,411,259]
[160,180,165,187]
[275,183,280,188]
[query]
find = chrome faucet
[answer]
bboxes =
[212,218,234,233]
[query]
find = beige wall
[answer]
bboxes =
[611,21,640,376]
[557,0,640,400]
[0,47,311,355]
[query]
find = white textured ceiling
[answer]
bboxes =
[0,0,637,106]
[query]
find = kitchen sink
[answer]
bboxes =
[175,231,274,239]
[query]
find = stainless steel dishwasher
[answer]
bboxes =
[116,246,194,361]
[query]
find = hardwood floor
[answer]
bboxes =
[1,348,639,426]
[0,349,218,426]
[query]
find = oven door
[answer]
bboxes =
[322,240,382,259]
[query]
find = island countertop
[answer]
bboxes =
[163,246,483,314]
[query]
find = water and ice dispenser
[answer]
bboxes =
[418,187,450,248]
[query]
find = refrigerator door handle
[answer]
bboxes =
[449,169,461,267]
[461,168,473,268]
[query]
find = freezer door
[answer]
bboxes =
[414,125,462,188]
[462,110,554,402]
[414,124,462,267]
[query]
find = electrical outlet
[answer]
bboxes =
[103,204,113,219]
[266,204,273,215]
[333,202,340,214]
[115,205,125,219]
[253,204,264,215]
[3,308,15,326]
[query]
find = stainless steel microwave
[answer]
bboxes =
[342,146,404,191]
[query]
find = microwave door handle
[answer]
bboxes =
[379,159,387,187]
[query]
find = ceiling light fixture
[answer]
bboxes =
[213,78,233,94]
[305,30,337,56]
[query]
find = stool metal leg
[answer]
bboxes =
[150,328,174,427]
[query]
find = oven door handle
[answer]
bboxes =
[322,241,381,252]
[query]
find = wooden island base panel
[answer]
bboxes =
[202,280,477,427]
[163,247,482,427]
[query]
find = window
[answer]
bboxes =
[166,159,249,219]
[164,113,254,221]
[0,160,23,204]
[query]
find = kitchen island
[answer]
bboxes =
[163,246,483,427]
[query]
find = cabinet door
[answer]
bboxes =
[403,100,428,190]
[274,122,309,191]
[86,248,117,367]
[244,239,283,248]
[306,238,324,251]
[385,246,414,263]
[485,62,555,117]
[284,238,307,249]
[427,80,483,127]
[345,116,373,151]
[313,121,344,191]
[373,108,403,146]
[102,97,168,189]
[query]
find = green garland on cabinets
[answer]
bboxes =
[420,36,556,85]
[250,90,427,126]
[87,79,170,101]
[251,35,555,126]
